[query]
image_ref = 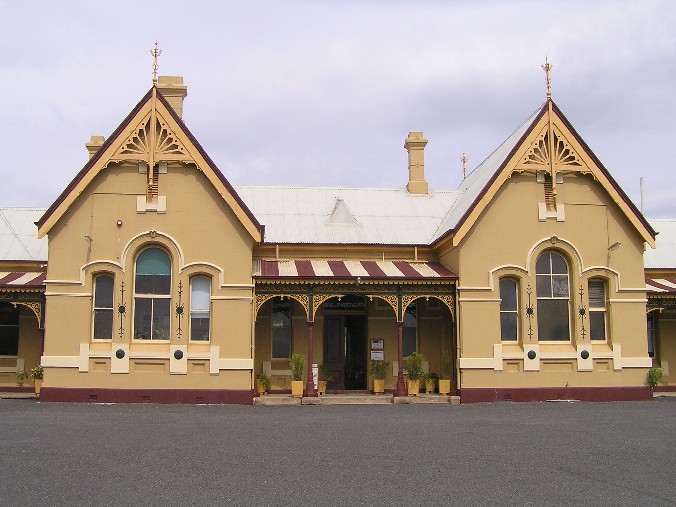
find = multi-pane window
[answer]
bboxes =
[500,278,518,341]
[403,303,417,357]
[93,274,114,340]
[190,276,211,341]
[536,251,570,341]
[133,248,171,340]
[588,278,607,341]
[271,298,291,359]
[0,302,20,356]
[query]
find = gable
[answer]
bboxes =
[36,88,262,242]
[435,101,655,249]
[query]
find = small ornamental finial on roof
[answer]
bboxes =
[150,41,162,86]
[541,57,553,100]
[460,152,468,179]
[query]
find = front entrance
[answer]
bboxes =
[324,314,367,391]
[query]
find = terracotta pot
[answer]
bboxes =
[373,378,385,394]
[438,379,451,395]
[291,380,304,398]
[407,379,420,396]
[317,380,327,395]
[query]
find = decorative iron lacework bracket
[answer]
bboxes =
[175,281,184,340]
[118,281,127,339]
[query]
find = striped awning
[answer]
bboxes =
[646,276,676,294]
[0,272,47,288]
[254,260,457,280]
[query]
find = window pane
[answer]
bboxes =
[500,313,518,341]
[588,279,606,308]
[136,248,170,275]
[403,328,417,357]
[536,253,550,274]
[153,298,171,340]
[0,303,20,325]
[536,275,551,298]
[94,275,114,307]
[500,278,517,311]
[551,252,568,274]
[191,277,211,311]
[133,299,152,340]
[552,275,569,297]
[191,315,210,341]
[272,328,290,358]
[590,312,606,341]
[537,299,570,341]
[93,309,113,339]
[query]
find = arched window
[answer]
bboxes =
[134,248,171,340]
[499,278,518,341]
[536,251,570,341]
[588,278,607,341]
[93,274,114,340]
[190,276,211,341]
[403,302,417,357]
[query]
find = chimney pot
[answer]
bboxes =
[85,135,105,159]
[157,76,188,118]
[404,131,429,194]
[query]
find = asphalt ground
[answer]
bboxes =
[1,399,674,506]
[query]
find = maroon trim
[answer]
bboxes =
[653,385,676,392]
[260,260,279,277]
[392,261,423,278]
[294,260,315,277]
[0,272,26,284]
[39,387,254,405]
[361,261,387,278]
[0,386,36,393]
[328,260,351,277]
[459,386,653,403]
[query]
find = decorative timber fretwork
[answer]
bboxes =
[254,294,277,320]
[368,295,398,317]
[10,302,42,324]
[1,290,44,326]
[402,295,454,319]
[312,294,340,319]
[518,127,582,171]
[115,115,190,161]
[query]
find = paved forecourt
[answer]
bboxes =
[1,399,675,506]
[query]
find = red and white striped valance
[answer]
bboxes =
[254,260,457,280]
[646,277,676,294]
[0,272,47,288]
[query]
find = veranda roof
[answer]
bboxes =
[253,260,457,280]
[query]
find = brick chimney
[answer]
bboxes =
[157,76,188,118]
[405,132,429,194]
[85,135,105,159]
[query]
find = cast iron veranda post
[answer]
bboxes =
[395,321,406,396]
[304,321,317,397]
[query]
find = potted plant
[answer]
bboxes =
[424,371,438,394]
[647,366,664,389]
[289,353,305,397]
[255,373,271,396]
[16,369,28,386]
[370,360,390,394]
[439,351,452,395]
[403,352,425,396]
[31,365,44,395]
[317,364,333,395]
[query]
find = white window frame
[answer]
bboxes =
[92,273,114,340]
[132,247,172,342]
[189,275,211,342]
[536,251,571,343]
[588,278,607,342]
[499,277,519,342]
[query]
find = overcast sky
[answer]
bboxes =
[2,0,675,218]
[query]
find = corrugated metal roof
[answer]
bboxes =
[234,186,462,245]
[431,106,544,241]
[0,271,47,288]
[645,219,676,269]
[0,208,48,261]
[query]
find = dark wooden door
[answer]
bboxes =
[324,316,345,390]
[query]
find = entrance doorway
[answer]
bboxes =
[323,313,367,391]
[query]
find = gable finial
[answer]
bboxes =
[541,57,553,100]
[460,152,468,179]
[150,41,162,86]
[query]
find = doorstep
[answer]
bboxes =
[0,392,39,400]
[254,393,460,406]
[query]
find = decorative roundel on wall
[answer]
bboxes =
[527,350,537,360]
[174,350,184,360]
[115,349,125,359]
[581,350,590,360]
